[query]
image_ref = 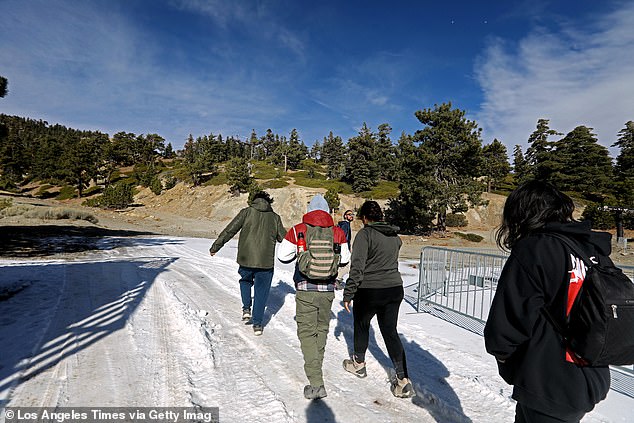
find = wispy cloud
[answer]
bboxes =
[475,3,634,154]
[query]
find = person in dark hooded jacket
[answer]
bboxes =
[342,200,415,399]
[484,181,610,423]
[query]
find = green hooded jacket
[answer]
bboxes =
[209,198,286,269]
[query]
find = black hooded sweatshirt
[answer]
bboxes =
[484,220,611,417]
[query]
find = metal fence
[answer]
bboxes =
[416,246,634,397]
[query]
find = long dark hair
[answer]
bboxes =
[496,180,574,250]
[357,200,383,222]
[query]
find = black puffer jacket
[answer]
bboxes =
[484,220,611,417]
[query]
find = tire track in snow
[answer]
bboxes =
[159,263,295,422]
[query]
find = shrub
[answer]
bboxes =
[163,176,178,190]
[56,185,77,200]
[262,179,289,189]
[24,207,98,224]
[251,161,279,179]
[0,197,13,211]
[83,185,102,197]
[454,232,483,243]
[88,182,134,209]
[581,204,615,230]
[446,213,468,228]
[150,177,162,195]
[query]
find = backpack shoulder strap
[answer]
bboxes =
[547,232,594,267]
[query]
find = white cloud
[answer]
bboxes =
[475,3,634,155]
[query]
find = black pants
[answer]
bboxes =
[515,403,585,423]
[352,285,408,379]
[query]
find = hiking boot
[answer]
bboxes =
[343,358,367,378]
[303,385,327,400]
[391,377,415,398]
[253,325,263,336]
[241,308,252,321]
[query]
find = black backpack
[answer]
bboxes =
[543,233,634,366]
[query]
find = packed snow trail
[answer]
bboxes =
[1,236,631,422]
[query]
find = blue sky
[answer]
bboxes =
[1,0,633,155]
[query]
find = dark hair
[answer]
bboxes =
[250,190,273,204]
[496,180,574,250]
[357,201,383,222]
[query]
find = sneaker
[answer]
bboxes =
[303,385,327,400]
[253,325,263,336]
[241,308,252,321]
[390,377,415,398]
[343,358,367,378]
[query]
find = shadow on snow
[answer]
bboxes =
[0,236,182,407]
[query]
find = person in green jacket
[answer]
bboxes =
[209,191,286,336]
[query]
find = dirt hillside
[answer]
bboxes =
[3,183,632,264]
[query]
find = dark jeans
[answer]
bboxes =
[515,403,585,423]
[352,285,408,379]
[237,266,274,326]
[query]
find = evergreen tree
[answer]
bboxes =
[552,126,612,196]
[346,123,379,192]
[182,134,217,186]
[613,121,634,208]
[226,157,254,194]
[375,123,397,181]
[386,132,436,233]
[310,140,322,161]
[61,133,106,197]
[412,102,485,231]
[0,76,7,98]
[324,188,340,212]
[249,129,264,161]
[481,139,511,192]
[261,129,279,161]
[321,132,346,179]
[286,129,308,170]
[512,145,529,185]
[163,142,175,159]
[525,119,561,182]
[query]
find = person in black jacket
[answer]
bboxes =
[341,200,414,398]
[484,181,611,423]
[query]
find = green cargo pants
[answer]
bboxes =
[295,290,335,387]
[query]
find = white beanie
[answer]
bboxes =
[307,194,329,213]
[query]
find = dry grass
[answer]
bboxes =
[1,204,98,224]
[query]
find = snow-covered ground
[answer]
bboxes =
[1,236,632,422]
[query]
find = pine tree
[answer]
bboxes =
[226,157,254,194]
[321,132,346,179]
[0,76,7,98]
[525,119,561,182]
[286,129,308,170]
[552,126,612,196]
[613,121,634,208]
[413,102,485,231]
[375,123,397,181]
[512,145,529,185]
[346,123,378,192]
[386,132,436,233]
[481,139,510,192]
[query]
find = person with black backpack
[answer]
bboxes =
[484,181,611,423]
[277,194,350,400]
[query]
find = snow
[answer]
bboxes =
[1,236,632,422]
